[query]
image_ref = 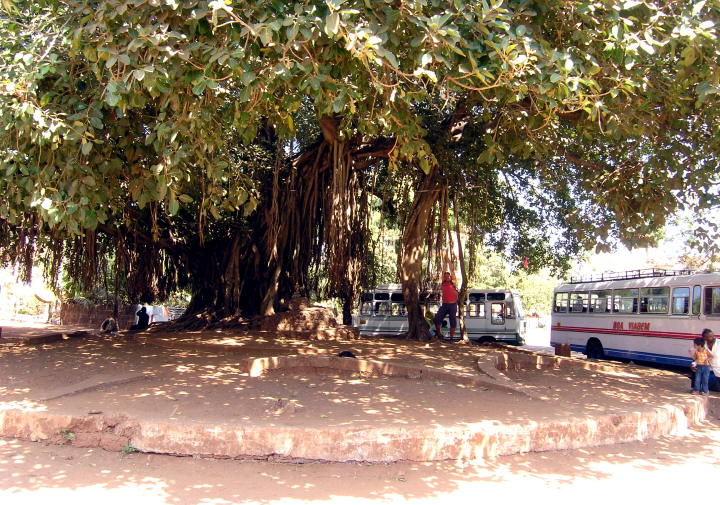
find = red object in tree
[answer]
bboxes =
[523,257,529,269]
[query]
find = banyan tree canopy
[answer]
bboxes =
[0,0,718,337]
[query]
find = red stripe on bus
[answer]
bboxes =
[550,325,696,339]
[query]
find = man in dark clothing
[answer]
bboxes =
[130,307,150,331]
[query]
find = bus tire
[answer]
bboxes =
[474,336,496,346]
[586,339,604,360]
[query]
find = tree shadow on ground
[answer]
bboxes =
[1,419,719,504]
[1,328,718,504]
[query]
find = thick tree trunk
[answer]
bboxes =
[401,172,441,341]
[454,201,470,343]
[341,295,353,326]
[113,241,120,320]
[177,123,394,328]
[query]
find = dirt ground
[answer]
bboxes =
[2,421,719,505]
[1,320,718,503]
[0,329,696,428]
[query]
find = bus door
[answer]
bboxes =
[490,302,506,328]
[487,293,507,331]
[373,292,391,331]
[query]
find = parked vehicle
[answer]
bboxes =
[551,269,719,366]
[354,284,526,345]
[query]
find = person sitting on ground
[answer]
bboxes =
[100,317,118,334]
[129,306,150,331]
[425,310,435,330]
[433,271,458,341]
[690,336,713,395]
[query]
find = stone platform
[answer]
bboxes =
[0,331,711,462]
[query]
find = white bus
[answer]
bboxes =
[355,284,527,345]
[550,269,720,367]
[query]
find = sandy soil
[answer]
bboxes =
[1,420,719,505]
[1,328,697,430]
[1,321,717,504]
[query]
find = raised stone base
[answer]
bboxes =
[0,353,709,462]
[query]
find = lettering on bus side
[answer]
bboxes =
[613,321,651,331]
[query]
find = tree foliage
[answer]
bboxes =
[1,0,719,332]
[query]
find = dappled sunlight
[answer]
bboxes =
[0,399,47,412]
[0,421,719,504]
[1,325,713,468]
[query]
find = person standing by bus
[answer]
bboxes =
[691,329,719,392]
[690,337,713,395]
[433,271,458,340]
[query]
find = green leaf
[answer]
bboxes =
[692,0,706,15]
[192,82,206,95]
[89,117,103,129]
[168,197,179,216]
[638,40,654,54]
[260,28,272,45]
[81,142,92,155]
[105,92,120,106]
[325,12,340,36]
[680,46,696,66]
[410,35,424,47]
[241,71,256,85]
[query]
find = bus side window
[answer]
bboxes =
[360,302,373,316]
[477,303,486,318]
[554,293,569,313]
[505,304,515,319]
[639,287,669,314]
[704,286,720,315]
[692,285,701,315]
[376,302,391,315]
[491,303,505,325]
[570,293,588,313]
[672,287,690,315]
[613,289,638,313]
[589,291,611,313]
[467,304,477,317]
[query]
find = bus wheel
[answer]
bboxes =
[474,336,496,346]
[586,339,604,360]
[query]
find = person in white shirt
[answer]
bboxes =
[690,328,719,392]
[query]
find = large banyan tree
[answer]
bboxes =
[1,0,719,337]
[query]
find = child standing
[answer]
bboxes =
[691,337,714,395]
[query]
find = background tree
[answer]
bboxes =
[1,0,718,337]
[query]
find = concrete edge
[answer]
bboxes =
[1,330,92,346]
[491,344,623,373]
[0,396,707,462]
[235,354,534,397]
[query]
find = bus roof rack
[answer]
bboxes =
[568,268,695,284]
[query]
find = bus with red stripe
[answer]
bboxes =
[550,269,720,367]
